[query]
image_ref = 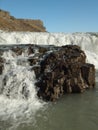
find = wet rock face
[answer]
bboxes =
[0,44,95,101]
[81,63,95,88]
[0,57,4,75]
[37,45,95,101]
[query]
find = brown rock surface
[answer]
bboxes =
[0,9,46,32]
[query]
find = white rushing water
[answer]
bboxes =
[0,48,46,129]
[0,30,98,69]
[0,30,98,129]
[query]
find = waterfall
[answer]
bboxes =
[0,48,45,127]
[0,30,98,129]
[0,30,98,69]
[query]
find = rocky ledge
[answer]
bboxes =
[0,45,95,101]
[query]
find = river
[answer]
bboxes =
[0,31,98,130]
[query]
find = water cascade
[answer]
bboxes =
[0,31,98,69]
[0,47,45,129]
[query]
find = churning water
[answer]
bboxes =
[0,31,98,130]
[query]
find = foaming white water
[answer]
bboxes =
[0,30,98,69]
[0,50,46,129]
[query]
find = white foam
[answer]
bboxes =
[0,30,98,69]
[0,50,46,129]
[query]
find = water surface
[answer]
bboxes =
[0,73,97,130]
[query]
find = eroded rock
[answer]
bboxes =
[37,45,95,101]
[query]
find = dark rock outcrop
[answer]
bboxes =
[0,44,95,101]
[36,45,95,101]
[0,9,46,32]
